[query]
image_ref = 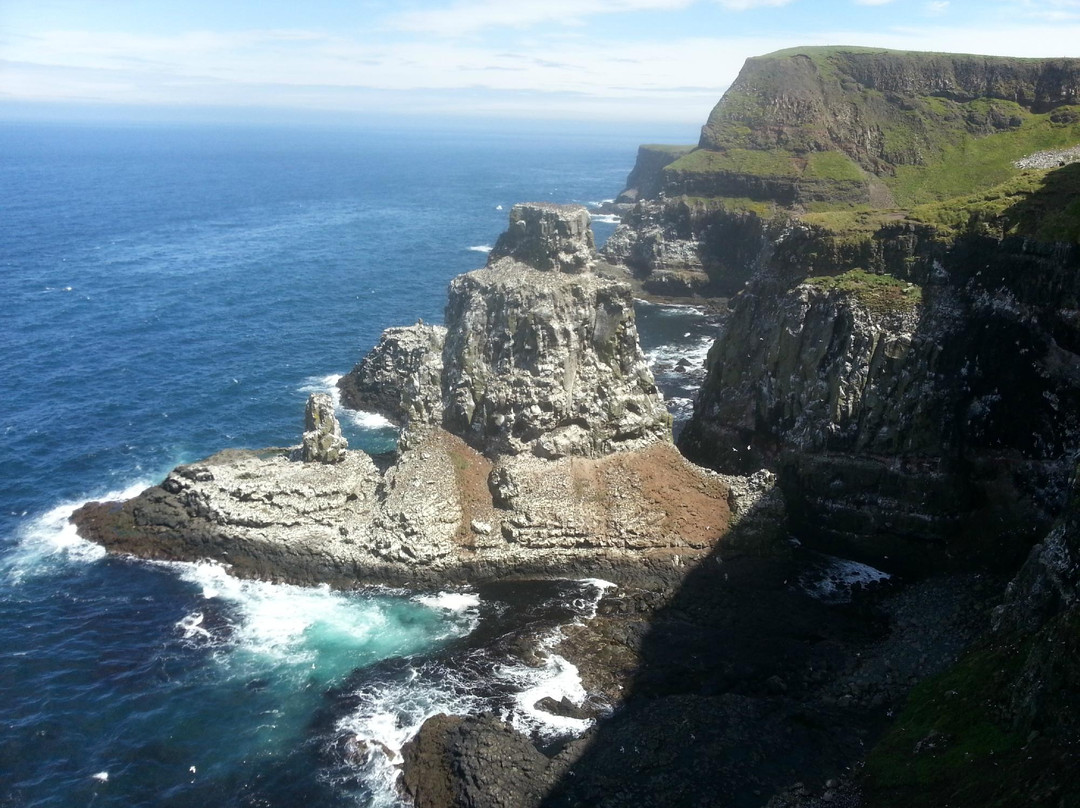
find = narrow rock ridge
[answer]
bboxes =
[71,202,752,588]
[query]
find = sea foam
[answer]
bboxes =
[3,480,153,584]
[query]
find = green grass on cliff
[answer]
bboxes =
[863,642,1028,806]
[909,163,1080,242]
[888,104,1080,206]
[864,609,1080,807]
[805,269,923,314]
[668,147,800,178]
[639,144,695,158]
[665,147,867,185]
[675,45,1080,232]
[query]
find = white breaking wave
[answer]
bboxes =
[335,578,616,806]
[335,658,488,808]
[467,244,493,253]
[3,479,153,584]
[299,373,343,404]
[588,214,621,225]
[498,653,591,738]
[346,409,394,430]
[299,373,395,431]
[495,578,615,739]
[646,335,714,379]
[635,298,708,316]
[173,562,385,667]
[414,591,482,613]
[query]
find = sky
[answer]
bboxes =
[1,0,1079,126]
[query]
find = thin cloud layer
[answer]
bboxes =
[1,0,1078,123]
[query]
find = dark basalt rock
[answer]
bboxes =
[401,714,574,808]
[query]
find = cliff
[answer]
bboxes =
[597,47,1080,574]
[604,47,1080,294]
[584,45,1080,807]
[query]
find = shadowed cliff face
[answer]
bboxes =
[860,463,1080,807]
[679,222,1080,573]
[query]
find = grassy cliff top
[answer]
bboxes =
[652,46,1080,242]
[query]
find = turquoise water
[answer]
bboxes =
[0,119,704,806]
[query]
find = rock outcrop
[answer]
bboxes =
[72,202,741,589]
[338,202,671,458]
[300,392,348,463]
[860,463,1080,806]
[677,227,1080,573]
[487,202,595,274]
[441,262,669,457]
[337,323,446,426]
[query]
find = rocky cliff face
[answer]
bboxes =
[345,202,671,458]
[696,48,1080,190]
[679,227,1080,572]
[859,463,1080,806]
[442,259,669,457]
[487,202,596,274]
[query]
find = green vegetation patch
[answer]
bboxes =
[666,147,801,178]
[803,150,865,181]
[805,268,922,314]
[677,194,778,217]
[887,104,1080,206]
[910,163,1080,243]
[864,610,1080,808]
[864,643,1027,806]
[638,144,695,158]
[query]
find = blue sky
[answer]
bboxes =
[1,0,1079,125]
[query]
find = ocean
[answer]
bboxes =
[0,119,716,807]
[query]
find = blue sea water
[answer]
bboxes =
[0,119,709,806]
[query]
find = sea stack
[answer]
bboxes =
[442,203,670,458]
[300,392,348,463]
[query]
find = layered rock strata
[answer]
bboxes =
[679,230,1080,573]
[441,260,670,457]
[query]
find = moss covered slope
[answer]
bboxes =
[652,46,1080,223]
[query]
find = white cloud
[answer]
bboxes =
[853,0,896,6]
[715,0,795,8]
[388,0,694,36]
[4,13,1080,123]
[924,1,950,14]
